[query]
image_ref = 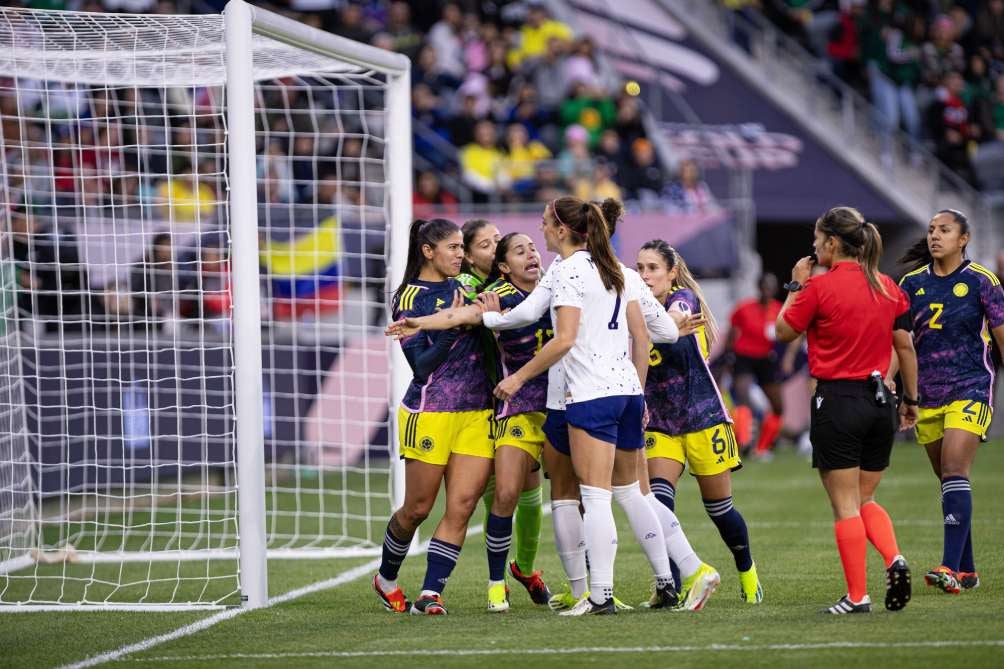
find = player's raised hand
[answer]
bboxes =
[384,317,421,340]
[478,291,501,313]
[675,313,707,337]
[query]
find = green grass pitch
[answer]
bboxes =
[3,440,1003,668]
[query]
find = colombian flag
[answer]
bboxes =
[260,216,342,319]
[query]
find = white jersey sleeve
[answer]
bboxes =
[622,265,679,344]
[482,257,558,331]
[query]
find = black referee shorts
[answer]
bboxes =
[734,354,779,387]
[810,379,897,472]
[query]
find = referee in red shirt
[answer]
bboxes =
[776,206,919,615]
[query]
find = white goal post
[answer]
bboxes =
[0,1,411,610]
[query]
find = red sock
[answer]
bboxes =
[860,501,900,567]
[754,412,782,454]
[834,516,868,603]
[733,406,753,446]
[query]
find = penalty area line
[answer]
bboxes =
[129,639,1004,662]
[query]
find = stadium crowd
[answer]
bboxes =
[731,0,1004,186]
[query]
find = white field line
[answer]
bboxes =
[129,640,1004,662]
[60,516,495,669]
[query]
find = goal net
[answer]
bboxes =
[0,2,411,610]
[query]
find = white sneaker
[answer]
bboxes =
[558,594,616,616]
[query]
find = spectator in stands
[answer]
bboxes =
[412,83,451,168]
[505,82,555,147]
[8,204,89,333]
[560,81,616,148]
[921,15,966,100]
[614,94,647,148]
[533,161,565,203]
[428,2,466,80]
[974,0,1004,64]
[503,122,551,200]
[413,44,461,97]
[291,136,317,202]
[155,161,217,224]
[881,14,925,142]
[447,91,486,148]
[962,53,995,139]
[412,170,459,218]
[386,1,422,60]
[531,36,570,112]
[460,119,510,201]
[992,74,1004,142]
[826,0,867,95]
[926,70,978,184]
[556,123,593,185]
[484,38,514,100]
[564,37,604,91]
[595,129,626,180]
[182,243,230,329]
[573,159,622,202]
[665,159,717,213]
[621,137,665,202]
[334,3,374,45]
[507,1,574,71]
[129,232,177,329]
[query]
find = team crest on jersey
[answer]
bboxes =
[645,435,656,449]
[953,283,968,297]
[510,426,524,439]
[419,436,435,452]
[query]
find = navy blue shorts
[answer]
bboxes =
[543,409,570,456]
[565,394,645,451]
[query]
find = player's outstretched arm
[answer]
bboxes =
[385,290,481,339]
[494,305,578,400]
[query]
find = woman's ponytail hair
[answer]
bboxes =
[898,209,970,273]
[552,196,624,294]
[393,218,460,306]
[816,206,891,299]
[640,239,718,346]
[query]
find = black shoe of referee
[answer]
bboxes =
[885,555,911,611]
[821,594,872,614]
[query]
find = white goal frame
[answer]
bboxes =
[0,0,412,611]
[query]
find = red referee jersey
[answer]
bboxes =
[730,298,782,358]
[782,262,910,380]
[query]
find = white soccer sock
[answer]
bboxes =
[614,482,671,587]
[645,492,702,578]
[551,499,588,598]
[580,484,617,602]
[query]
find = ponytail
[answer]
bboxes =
[552,196,624,294]
[640,239,718,346]
[816,206,890,300]
[392,218,460,306]
[600,197,624,238]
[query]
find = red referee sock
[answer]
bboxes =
[754,412,782,454]
[860,501,900,567]
[834,516,868,602]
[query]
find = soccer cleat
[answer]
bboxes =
[641,583,679,609]
[558,594,617,616]
[410,593,448,615]
[373,574,409,613]
[925,566,961,594]
[487,582,510,612]
[884,556,911,611]
[738,563,763,604]
[509,561,552,605]
[822,594,872,614]
[677,562,720,611]
[548,589,578,611]
[958,572,980,590]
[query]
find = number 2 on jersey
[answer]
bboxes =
[928,303,944,330]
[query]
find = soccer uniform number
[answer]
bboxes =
[711,428,727,455]
[534,328,554,353]
[648,345,662,366]
[928,303,944,330]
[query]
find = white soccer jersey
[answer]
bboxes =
[482,257,678,410]
[551,251,642,404]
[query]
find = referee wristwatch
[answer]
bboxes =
[902,395,919,407]
[783,280,803,292]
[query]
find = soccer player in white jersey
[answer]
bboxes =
[487,196,668,614]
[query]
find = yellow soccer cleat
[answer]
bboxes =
[487,581,510,612]
[739,562,763,604]
[677,562,720,611]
